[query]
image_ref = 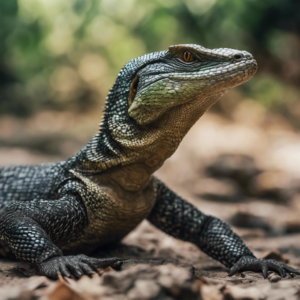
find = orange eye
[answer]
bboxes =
[182,51,195,62]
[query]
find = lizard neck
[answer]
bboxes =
[68,89,223,180]
[67,50,167,173]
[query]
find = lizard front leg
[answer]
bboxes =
[147,178,300,278]
[0,182,122,279]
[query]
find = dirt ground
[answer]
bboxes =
[1,109,300,300]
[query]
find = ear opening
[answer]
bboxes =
[128,76,139,107]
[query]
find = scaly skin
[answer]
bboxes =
[0,44,299,279]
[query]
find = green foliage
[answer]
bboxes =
[0,0,299,117]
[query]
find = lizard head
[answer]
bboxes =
[127,44,257,125]
[80,44,257,170]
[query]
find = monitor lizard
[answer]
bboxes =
[0,44,299,279]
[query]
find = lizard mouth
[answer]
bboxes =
[222,58,258,88]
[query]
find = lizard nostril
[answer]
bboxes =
[233,53,243,61]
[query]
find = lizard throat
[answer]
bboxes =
[73,89,225,178]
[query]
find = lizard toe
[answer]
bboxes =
[67,262,83,279]
[35,255,123,279]
[261,264,268,279]
[80,263,96,277]
[59,264,71,278]
[228,256,300,279]
[267,260,300,277]
[82,257,124,270]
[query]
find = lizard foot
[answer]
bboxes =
[229,256,300,279]
[35,254,123,279]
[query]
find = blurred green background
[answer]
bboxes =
[0,0,299,123]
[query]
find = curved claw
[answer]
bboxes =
[35,255,124,279]
[229,263,240,276]
[229,256,300,279]
[261,264,268,279]
[281,263,300,276]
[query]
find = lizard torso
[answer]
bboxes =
[0,162,157,254]
[61,169,157,253]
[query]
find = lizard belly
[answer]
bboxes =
[61,175,156,253]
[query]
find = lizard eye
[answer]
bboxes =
[182,51,195,62]
[128,76,139,107]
